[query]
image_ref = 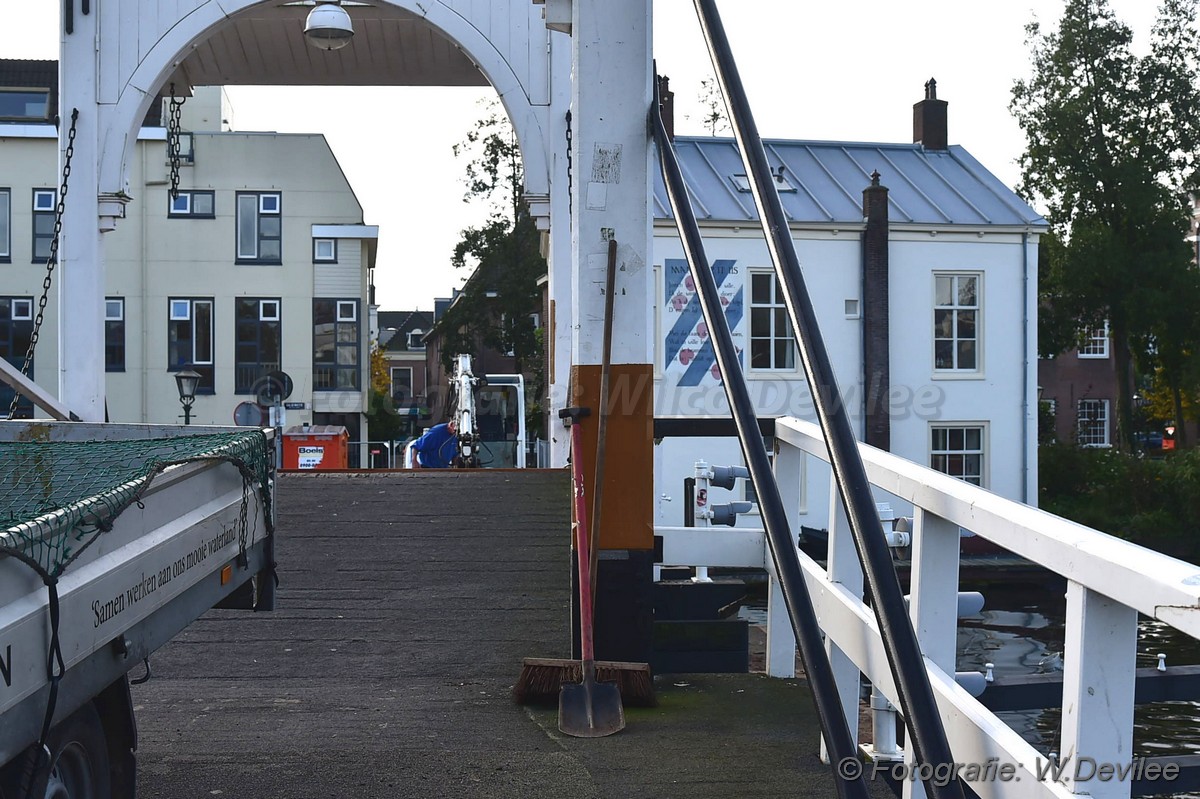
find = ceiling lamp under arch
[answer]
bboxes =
[304,1,354,51]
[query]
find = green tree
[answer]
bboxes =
[435,99,547,435]
[1012,0,1200,450]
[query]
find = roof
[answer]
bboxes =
[0,60,57,123]
[0,59,161,126]
[379,310,434,352]
[653,137,1046,229]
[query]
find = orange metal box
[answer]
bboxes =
[282,425,349,470]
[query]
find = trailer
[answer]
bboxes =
[0,421,276,798]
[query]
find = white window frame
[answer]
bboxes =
[170,193,191,215]
[748,269,798,372]
[337,301,357,322]
[33,190,55,212]
[12,298,33,320]
[170,299,191,321]
[407,329,425,349]
[260,299,280,322]
[390,366,414,399]
[929,422,988,487]
[259,193,281,214]
[1078,322,1110,359]
[313,238,336,262]
[1077,399,1110,448]
[844,298,860,319]
[105,298,124,322]
[932,271,983,376]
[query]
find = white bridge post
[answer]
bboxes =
[58,8,106,421]
[766,443,802,677]
[1060,580,1137,799]
[820,479,862,763]
[901,509,962,799]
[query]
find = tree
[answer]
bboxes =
[1012,0,1200,450]
[364,340,409,444]
[435,99,547,435]
[697,77,730,136]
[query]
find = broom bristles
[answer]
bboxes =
[514,657,656,708]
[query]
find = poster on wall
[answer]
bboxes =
[662,258,744,386]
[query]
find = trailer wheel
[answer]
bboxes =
[1,703,112,799]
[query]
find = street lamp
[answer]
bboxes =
[175,368,201,425]
[304,1,354,50]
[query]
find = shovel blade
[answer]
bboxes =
[558,679,625,738]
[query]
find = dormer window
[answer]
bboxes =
[730,171,797,193]
[0,88,51,122]
[408,329,425,349]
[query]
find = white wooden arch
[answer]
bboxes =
[92,0,553,204]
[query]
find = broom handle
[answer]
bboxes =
[589,238,618,608]
[571,420,596,665]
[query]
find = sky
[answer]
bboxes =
[1,1,1165,312]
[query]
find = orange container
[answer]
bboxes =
[282,425,349,470]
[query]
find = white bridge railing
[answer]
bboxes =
[657,416,1200,799]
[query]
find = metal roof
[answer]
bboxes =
[653,136,1047,229]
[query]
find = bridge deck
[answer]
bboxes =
[132,470,890,798]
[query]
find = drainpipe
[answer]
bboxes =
[862,172,890,452]
[1022,232,1032,504]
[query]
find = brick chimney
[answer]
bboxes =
[913,78,948,151]
[657,75,675,141]
[862,171,890,451]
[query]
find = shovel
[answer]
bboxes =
[558,417,625,737]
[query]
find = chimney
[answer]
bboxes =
[862,171,891,452]
[657,75,675,141]
[913,78,948,151]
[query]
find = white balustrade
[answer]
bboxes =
[654,416,1200,799]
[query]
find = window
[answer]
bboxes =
[313,238,337,263]
[1077,399,1110,447]
[390,366,413,404]
[0,297,35,417]
[235,298,282,394]
[236,192,282,264]
[105,298,125,372]
[168,190,215,218]
[167,297,214,392]
[933,273,980,372]
[749,272,796,370]
[1079,322,1110,358]
[0,188,10,262]
[407,329,425,349]
[32,190,55,262]
[0,89,50,121]
[931,425,985,486]
[313,299,360,390]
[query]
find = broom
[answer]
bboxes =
[515,240,655,709]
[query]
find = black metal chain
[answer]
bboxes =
[9,109,77,419]
[564,110,573,217]
[167,85,185,201]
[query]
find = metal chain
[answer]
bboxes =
[564,110,573,217]
[167,85,185,201]
[9,110,77,419]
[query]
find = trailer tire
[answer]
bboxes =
[0,703,112,799]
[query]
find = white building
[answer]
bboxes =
[0,66,375,444]
[651,84,1047,525]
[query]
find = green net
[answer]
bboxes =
[0,431,273,581]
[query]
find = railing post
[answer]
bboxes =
[899,509,961,799]
[1060,580,1137,799]
[820,479,862,763]
[767,443,802,678]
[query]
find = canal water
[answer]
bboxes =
[958,575,1200,759]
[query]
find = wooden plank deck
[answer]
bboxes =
[131,470,891,798]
